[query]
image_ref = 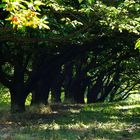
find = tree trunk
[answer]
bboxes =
[87,75,103,103]
[99,69,120,102]
[98,83,114,102]
[10,55,28,113]
[31,78,50,105]
[73,77,86,104]
[87,87,99,103]
[51,67,62,103]
[10,86,27,113]
[64,62,75,102]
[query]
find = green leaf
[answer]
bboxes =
[34,1,44,6]
[87,0,95,5]
[78,0,83,4]
[135,39,140,51]
[0,3,6,8]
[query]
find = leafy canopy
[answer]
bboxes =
[1,0,49,29]
[0,0,140,47]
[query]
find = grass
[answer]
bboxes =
[0,93,140,140]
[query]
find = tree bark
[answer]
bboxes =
[64,62,75,102]
[87,75,103,103]
[10,85,27,113]
[31,78,50,105]
[51,67,62,103]
[10,53,29,113]
[73,76,87,104]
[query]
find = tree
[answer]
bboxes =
[0,0,140,112]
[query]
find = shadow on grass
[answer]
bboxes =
[0,102,140,140]
[3,103,139,125]
[48,103,140,125]
[15,124,139,140]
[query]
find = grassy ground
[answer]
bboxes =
[0,93,140,140]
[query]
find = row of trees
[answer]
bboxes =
[0,0,140,112]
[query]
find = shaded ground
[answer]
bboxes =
[0,102,140,140]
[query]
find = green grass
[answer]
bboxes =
[0,101,140,140]
[0,92,140,140]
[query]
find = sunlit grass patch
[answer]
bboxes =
[0,97,140,140]
[126,93,140,102]
[115,104,140,110]
[0,92,10,106]
[27,104,52,114]
[25,93,32,105]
